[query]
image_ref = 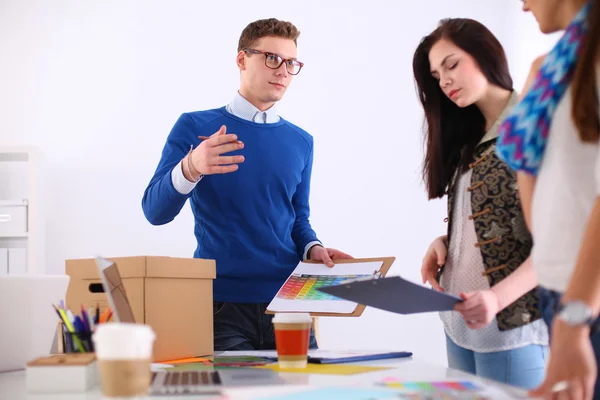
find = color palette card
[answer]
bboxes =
[277,274,370,301]
[267,261,383,313]
[374,379,514,399]
[378,379,481,392]
[258,387,405,400]
[257,386,500,400]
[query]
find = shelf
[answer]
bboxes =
[0,145,44,274]
[0,233,28,238]
[0,199,28,206]
[0,146,40,162]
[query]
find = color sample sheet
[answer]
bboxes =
[258,383,520,399]
[375,379,521,399]
[378,379,481,391]
[258,387,405,400]
[278,274,364,301]
[267,261,383,313]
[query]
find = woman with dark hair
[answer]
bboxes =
[496,0,600,398]
[413,18,549,388]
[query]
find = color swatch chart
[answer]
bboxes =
[378,379,482,393]
[377,378,487,399]
[258,385,497,400]
[276,274,371,301]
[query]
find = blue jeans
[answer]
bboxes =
[213,302,318,351]
[446,334,548,389]
[538,287,600,399]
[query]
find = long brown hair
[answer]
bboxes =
[572,0,600,141]
[413,19,513,199]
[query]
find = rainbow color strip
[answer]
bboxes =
[378,378,481,392]
[277,274,370,301]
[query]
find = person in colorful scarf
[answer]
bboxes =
[496,0,600,398]
[413,18,549,388]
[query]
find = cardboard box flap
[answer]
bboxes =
[66,256,216,280]
[146,257,216,279]
[66,257,146,279]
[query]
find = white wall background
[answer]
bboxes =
[0,0,560,366]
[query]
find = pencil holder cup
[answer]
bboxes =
[63,331,95,353]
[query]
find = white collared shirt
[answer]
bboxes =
[225,92,280,124]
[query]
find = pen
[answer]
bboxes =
[73,316,85,332]
[57,307,85,353]
[99,307,110,324]
[73,316,89,352]
[57,308,74,333]
[66,309,75,326]
[88,306,95,331]
[80,306,90,332]
[52,304,63,322]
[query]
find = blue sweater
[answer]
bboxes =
[142,107,320,303]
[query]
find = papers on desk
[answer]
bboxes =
[266,261,384,314]
[216,350,278,358]
[306,349,412,364]
[257,382,523,399]
[258,387,402,399]
[216,349,412,364]
[318,276,462,314]
[375,378,526,399]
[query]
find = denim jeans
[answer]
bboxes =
[445,334,548,389]
[213,302,318,351]
[538,287,600,399]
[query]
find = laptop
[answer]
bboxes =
[94,256,136,323]
[149,367,284,395]
[94,257,284,395]
[0,275,70,372]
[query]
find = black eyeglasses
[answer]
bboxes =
[243,48,304,75]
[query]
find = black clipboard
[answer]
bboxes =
[318,275,462,314]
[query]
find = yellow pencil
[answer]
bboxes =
[57,307,85,352]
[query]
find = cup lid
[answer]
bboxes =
[93,322,155,342]
[272,312,312,324]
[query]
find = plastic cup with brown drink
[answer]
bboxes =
[92,323,155,398]
[272,312,312,369]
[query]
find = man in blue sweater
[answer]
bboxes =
[142,18,351,350]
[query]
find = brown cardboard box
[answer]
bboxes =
[65,256,215,362]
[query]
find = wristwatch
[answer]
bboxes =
[556,300,596,327]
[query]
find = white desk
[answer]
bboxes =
[0,354,527,400]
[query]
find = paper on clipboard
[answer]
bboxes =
[266,261,384,314]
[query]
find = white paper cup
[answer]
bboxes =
[93,323,155,398]
[272,313,312,369]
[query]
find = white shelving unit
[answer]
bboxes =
[0,146,45,274]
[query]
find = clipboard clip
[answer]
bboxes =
[338,270,383,285]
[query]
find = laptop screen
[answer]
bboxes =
[95,257,136,323]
